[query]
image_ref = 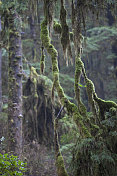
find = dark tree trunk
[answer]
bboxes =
[29,15,37,61]
[8,7,23,157]
[0,15,2,113]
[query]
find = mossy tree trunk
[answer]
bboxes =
[0,15,2,112]
[8,6,23,157]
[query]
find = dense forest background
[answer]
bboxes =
[0,0,117,176]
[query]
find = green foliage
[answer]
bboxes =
[0,153,27,176]
[84,27,117,54]
[71,110,117,176]
[60,115,79,144]
[0,0,28,12]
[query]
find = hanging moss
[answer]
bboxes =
[29,67,39,140]
[86,78,95,102]
[41,18,91,137]
[69,32,74,42]
[53,21,62,34]
[71,0,75,27]
[54,118,68,176]
[84,76,98,120]
[40,45,45,74]
[30,66,39,78]
[44,0,55,34]
[94,93,117,119]
[60,0,72,65]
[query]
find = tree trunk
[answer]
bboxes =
[29,15,37,61]
[8,7,23,157]
[0,15,2,113]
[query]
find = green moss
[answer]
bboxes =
[60,0,72,60]
[94,94,117,119]
[61,25,69,53]
[41,18,91,137]
[79,102,87,116]
[40,46,45,74]
[48,44,58,58]
[75,57,87,116]
[40,60,45,74]
[30,66,39,78]
[53,21,62,34]
[56,155,68,176]
[109,107,117,115]
[43,0,54,30]
[73,112,91,138]
[41,19,50,48]
[34,92,38,98]
[86,78,95,96]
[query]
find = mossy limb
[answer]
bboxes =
[75,56,87,116]
[30,66,39,79]
[41,17,91,137]
[94,93,117,119]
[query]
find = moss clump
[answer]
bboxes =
[53,21,62,34]
[30,66,39,78]
[73,111,91,138]
[94,93,117,119]
[109,107,117,115]
[41,19,50,48]
[56,155,68,176]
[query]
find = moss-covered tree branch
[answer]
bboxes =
[41,19,91,138]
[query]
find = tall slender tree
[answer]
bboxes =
[8,4,23,157]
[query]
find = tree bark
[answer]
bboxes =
[0,15,2,113]
[8,7,23,157]
[29,15,37,61]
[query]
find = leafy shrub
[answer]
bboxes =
[0,153,27,176]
